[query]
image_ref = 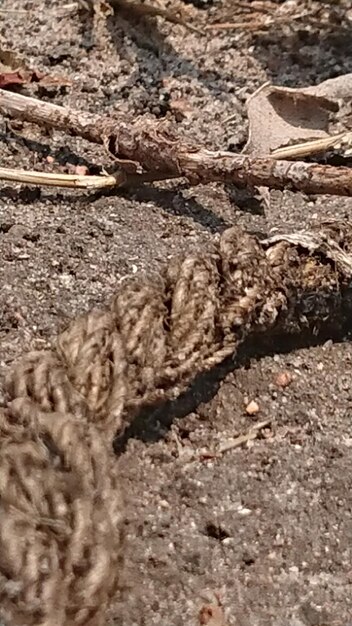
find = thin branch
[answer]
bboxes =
[112,0,204,35]
[0,89,352,196]
[81,0,204,34]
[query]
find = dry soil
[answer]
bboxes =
[0,1,352,625]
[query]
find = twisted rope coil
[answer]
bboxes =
[1,224,352,625]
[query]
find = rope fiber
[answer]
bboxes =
[1,224,352,625]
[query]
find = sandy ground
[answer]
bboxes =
[0,1,352,624]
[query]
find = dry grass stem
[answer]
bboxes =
[218,419,273,454]
[271,132,352,160]
[0,166,122,189]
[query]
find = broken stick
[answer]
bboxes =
[81,0,203,34]
[111,0,204,35]
[0,167,121,189]
[0,89,351,196]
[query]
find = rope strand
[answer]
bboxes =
[1,224,352,625]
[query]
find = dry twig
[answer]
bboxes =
[204,11,316,32]
[0,166,121,189]
[82,0,203,34]
[0,89,352,196]
[205,0,344,33]
[218,419,272,454]
[114,0,204,35]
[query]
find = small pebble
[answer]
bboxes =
[245,400,259,415]
[275,371,293,388]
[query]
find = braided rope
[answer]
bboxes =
[1,224,352,625]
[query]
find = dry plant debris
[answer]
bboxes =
[205,0,351,33]
[244,73,352,159]
[0,87,352,196]
[0,49,71,90]
[0,166,121,190]
[218,419,272,455]
[81,0,204,33]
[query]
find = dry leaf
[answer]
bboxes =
[0,49,30,89]
[0,49,71,90]
[0,71,29,89]
[244,73,352,157]
[244,83,337,156]
[301,73,352,102]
